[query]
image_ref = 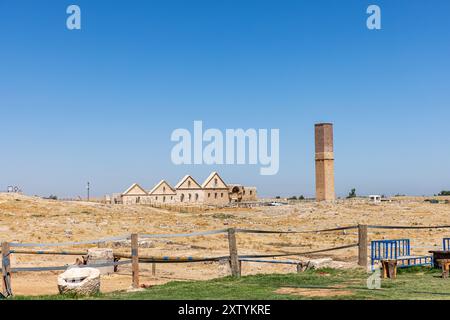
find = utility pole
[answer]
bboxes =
[86,182,90,201]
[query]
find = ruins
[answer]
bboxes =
[121,171,257,205]
[315,123,335,201]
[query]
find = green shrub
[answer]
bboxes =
[347,188,356,199]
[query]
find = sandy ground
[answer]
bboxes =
[1,193,450,296]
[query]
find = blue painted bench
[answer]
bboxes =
[371,239,433,270]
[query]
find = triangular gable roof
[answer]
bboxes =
[175,175,202,189]
[148,180,176,195]
[122,183,148,196]
[201,172,228,189]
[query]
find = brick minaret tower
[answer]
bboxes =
[315,123,335,201]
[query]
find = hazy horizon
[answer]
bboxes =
[1,0,449,198]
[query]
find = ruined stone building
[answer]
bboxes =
[121,172,257,205]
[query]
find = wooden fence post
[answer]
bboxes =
[227,228,241,277]
[131,233,139,288]
[152,263,156,276]
[358,224,368,268]
[1,242,13,297]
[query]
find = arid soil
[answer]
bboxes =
[1,193,449,296]
[275,287,354,298]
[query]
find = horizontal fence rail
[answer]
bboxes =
[4,224,360,249]
[10,260,133,273]
[236,225,358,234]
[237,243,359,259]
[368,225,450,230]
[238,258,301,265]
[13,223,450,249]
[9,250,88,256]
[139,229,229,239]
[116,243,359,263]
[139,256,228,263]
[9,235,131,248]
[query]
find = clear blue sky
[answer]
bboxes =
[1,0,449,198]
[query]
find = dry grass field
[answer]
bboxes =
[1,192,450,296]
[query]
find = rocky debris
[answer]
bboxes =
[138,240,155,248]
[57,267,100,296]
[112,239,155,248]
[190,245,208,250]
[309,258,333,268]
[297,257,354,270]
[126,287,146,293]
[218,259,231,277]
[87,248,114,275]
[112,240,128,248]
[75,257,87,266]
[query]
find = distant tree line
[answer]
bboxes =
[347,188,357,199]
[43,195,58,200]
[287,195,305,200]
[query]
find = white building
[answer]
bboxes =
[369,195,382,203]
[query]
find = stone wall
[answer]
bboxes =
[242,187,257,201]
[203,188,229,205]
[176,189,204,203]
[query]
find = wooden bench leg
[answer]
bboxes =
[382,262,388,279]
[442,263,450,279]
[381,260,397,279]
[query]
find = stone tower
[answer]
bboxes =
[315,123,335,201]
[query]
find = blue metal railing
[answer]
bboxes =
[371,239,410,261]
[443,238,450,251]
[371,239,432,270]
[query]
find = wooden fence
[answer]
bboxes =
[3,223,450,298]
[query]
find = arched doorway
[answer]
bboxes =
[230,186,243,202]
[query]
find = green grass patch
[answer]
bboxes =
[12,267,450,300]
[211,213,236,220]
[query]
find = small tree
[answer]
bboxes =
[299,195,305,200]
[347,188,356,199]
